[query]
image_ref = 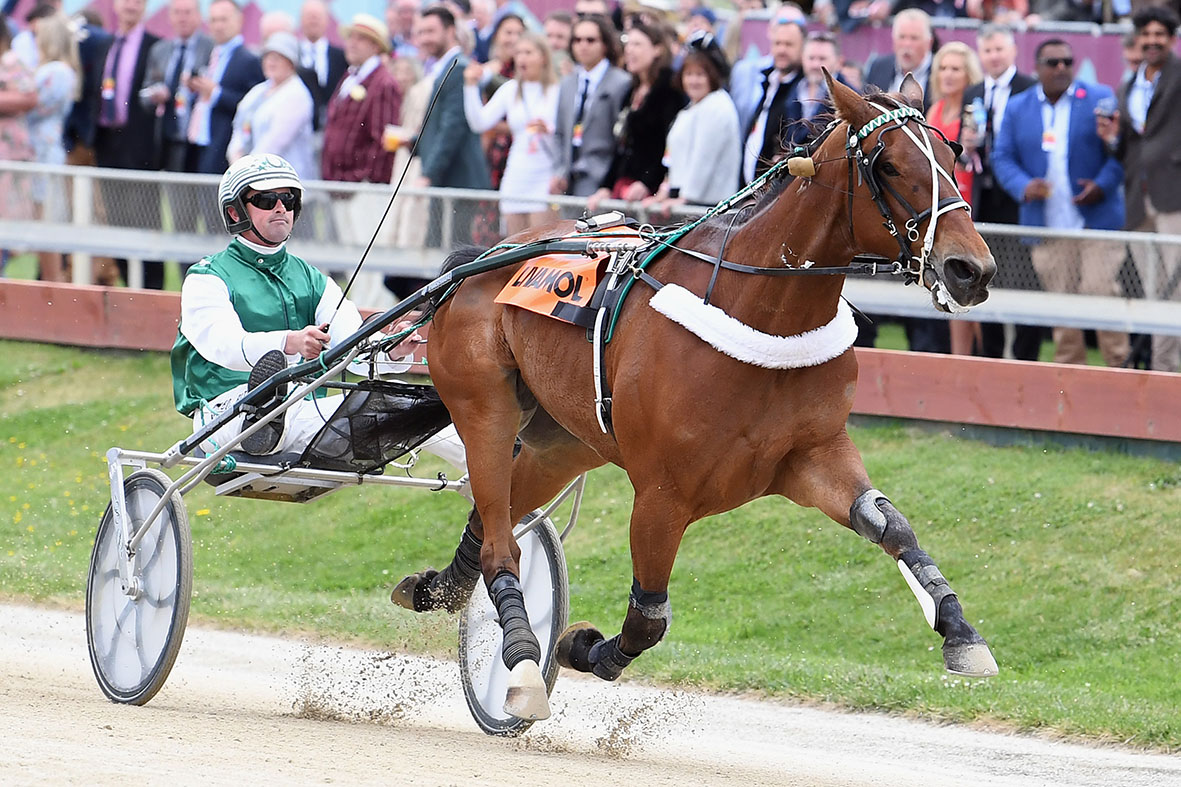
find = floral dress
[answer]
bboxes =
[0,50,35,220]
[28,60,77,217]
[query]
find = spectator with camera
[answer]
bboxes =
[1097,6,1181,373]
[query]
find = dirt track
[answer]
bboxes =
[2,603,1178,787]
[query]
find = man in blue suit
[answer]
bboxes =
[993,39,1129,367]
[186,0,263,175]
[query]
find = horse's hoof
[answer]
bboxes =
[555,621,604,673]
[390,569,438,612]
[943,638,999,678]
[503,659,551,721]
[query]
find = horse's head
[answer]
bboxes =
[824,71,996,313]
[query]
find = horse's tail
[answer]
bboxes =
[441,245,490,275]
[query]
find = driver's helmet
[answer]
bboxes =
[217,154,303,235]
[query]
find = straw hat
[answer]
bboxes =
[341,13,391,54]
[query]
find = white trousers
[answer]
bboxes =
[191,384,467,473]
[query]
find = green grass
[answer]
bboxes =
[2,340,1178,750]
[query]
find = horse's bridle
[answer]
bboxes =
[839,102,971,299]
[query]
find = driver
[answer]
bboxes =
[171,153,465,468]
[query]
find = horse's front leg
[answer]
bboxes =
[557,490,686,681]
[430,369,551,721]
[780,432,998,677]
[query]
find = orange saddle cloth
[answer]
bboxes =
[493,228,642,325]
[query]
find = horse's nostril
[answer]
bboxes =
[944,257,980,287]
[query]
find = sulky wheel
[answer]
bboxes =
[458,511,569,736]
[86,468,193,705]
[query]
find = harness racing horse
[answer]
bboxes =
[394,74,999,721]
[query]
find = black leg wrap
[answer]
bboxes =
[898,548,958,631]
[588,634,635,682]
[623,578,671,652]
[421,524,483,612]
[489,571,541,670]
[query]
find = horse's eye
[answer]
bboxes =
[880,162,901,177]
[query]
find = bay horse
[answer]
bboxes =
[394,74,999,720]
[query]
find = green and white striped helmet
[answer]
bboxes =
[217,153,303,235]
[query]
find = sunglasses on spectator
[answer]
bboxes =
[1040,57,1074,68]
[245,191,298,211]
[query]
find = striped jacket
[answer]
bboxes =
[321,62,402,183]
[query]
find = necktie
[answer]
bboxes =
[100,35,126,126]
[165,38,188,138]
[571,76,589,159]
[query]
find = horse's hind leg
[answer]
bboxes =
[780,434,998,678]
[393,409,605,614]
[557,490,687,681]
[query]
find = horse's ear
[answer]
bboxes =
[825,68,875,128]
[899,73,925,110]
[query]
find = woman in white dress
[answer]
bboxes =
[227,32,315,182]
[462,31,558,235]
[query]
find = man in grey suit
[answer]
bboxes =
[550,14,631,198]
[863,8,933,110]
[413,6,490,246]
[1098,6,1181,372]
[141,0,213,235]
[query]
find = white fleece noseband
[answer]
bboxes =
[648,283,857,369]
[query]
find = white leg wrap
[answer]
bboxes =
[898,559,938,630]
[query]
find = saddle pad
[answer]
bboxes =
[494,253,606,324]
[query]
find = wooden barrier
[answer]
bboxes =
[3,280,1178,442]
[0,280,180,352]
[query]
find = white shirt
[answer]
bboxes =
[1128,62,1158,135]
[1037,84,1084,231]
[337,54,381,98]
[984,64,1017,140]
[301,37,329,87]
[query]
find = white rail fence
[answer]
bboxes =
[3,161,1181,336]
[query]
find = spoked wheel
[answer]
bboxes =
[458,511,569,736]
[86,469,193,705]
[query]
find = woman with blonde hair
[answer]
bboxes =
[463,31,560,235]
[927,40,984,356]
[29,12,80,281]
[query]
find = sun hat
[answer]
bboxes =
[341,13,392,54]
[261,31,300,66]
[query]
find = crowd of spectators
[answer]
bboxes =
[2,0,1179,368]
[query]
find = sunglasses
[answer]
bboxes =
[1040,57,1074,68]
[245,191,298,210]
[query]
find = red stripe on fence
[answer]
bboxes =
[4,281,1179,442]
